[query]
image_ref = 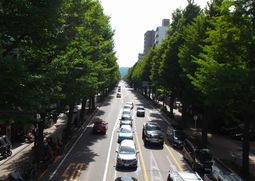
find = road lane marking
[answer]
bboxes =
[165,144,183,171]
[166,155,177,171]
[150,151,164,181]
[62,163,75,178]
[49,109,99,180]
[72,163,84,181]
[135,133,149,181]
[103,114,119,181]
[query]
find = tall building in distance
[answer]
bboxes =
[138,53,144,60]
[138,19,170,61]
[143,30,155,55]
[155,19,169,46]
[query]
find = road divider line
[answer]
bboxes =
[135,133,149,181]
[103,114,119,181]
[49,109,99,180]
[165,144,183,171]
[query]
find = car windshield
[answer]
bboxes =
[119,146,136,154]
[120,127,132,133]
[137,107,144,111]
[147,125,160,131]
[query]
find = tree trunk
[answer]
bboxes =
[241,115,250,179]
[34,114,45,164]
[79,97,87,123]
[201,108,208,144]
[64,104,74,138]
[169,94,175,118]
[90,95,95,110]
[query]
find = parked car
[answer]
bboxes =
[136,106,145,117]
[116,140,138,169]
[166,126,187,149]
[142,122,164,148]
[182,139,213,173]
[118,125,133,143]
[92,118,108,134]
[167,170,202,181]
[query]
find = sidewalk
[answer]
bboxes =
[147,97,254,180]
[0,113,67,180]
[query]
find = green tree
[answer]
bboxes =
[192,0,255,178]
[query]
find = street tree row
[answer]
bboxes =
[126,0,254,178]
[0,0,120,162]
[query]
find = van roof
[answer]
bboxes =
[170,171,202,181]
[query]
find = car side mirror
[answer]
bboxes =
[116,150,118,153]
[136,151,139,154]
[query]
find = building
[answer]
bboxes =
[138,53,144,60]
[155,19,169,46]
[143,30,155,55]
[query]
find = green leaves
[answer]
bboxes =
[0,0,119,117]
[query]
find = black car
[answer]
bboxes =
[166,127,187,149]
[142,122,164,148]
[136,106,145,117]
[182,139,213,173]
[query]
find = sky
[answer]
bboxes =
[100,0,209,68]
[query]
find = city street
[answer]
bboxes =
[39,81,194,181]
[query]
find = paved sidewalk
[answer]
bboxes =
[0,113,67,180]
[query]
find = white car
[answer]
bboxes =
[116,140,138,169]
[167,170,202,181]
[118,125,133,143]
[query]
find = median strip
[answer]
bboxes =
[135,133,149,181]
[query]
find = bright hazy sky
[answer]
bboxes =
[100,0,209,68]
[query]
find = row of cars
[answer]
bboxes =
[116,102,138,169]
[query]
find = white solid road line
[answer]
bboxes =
[102,111,120,181]
[49,109,99,180]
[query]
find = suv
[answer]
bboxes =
[142,122,164,148]
[116,140,138,169]
[182,139,213,173]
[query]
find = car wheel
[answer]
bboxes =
[144,140,148,146]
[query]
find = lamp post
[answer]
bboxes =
[193,114,198,130]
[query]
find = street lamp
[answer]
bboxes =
[193,114,198,129]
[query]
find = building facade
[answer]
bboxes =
[143,30,155,55]
[154,19,169,46]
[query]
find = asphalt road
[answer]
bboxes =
[44,81,193,181]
